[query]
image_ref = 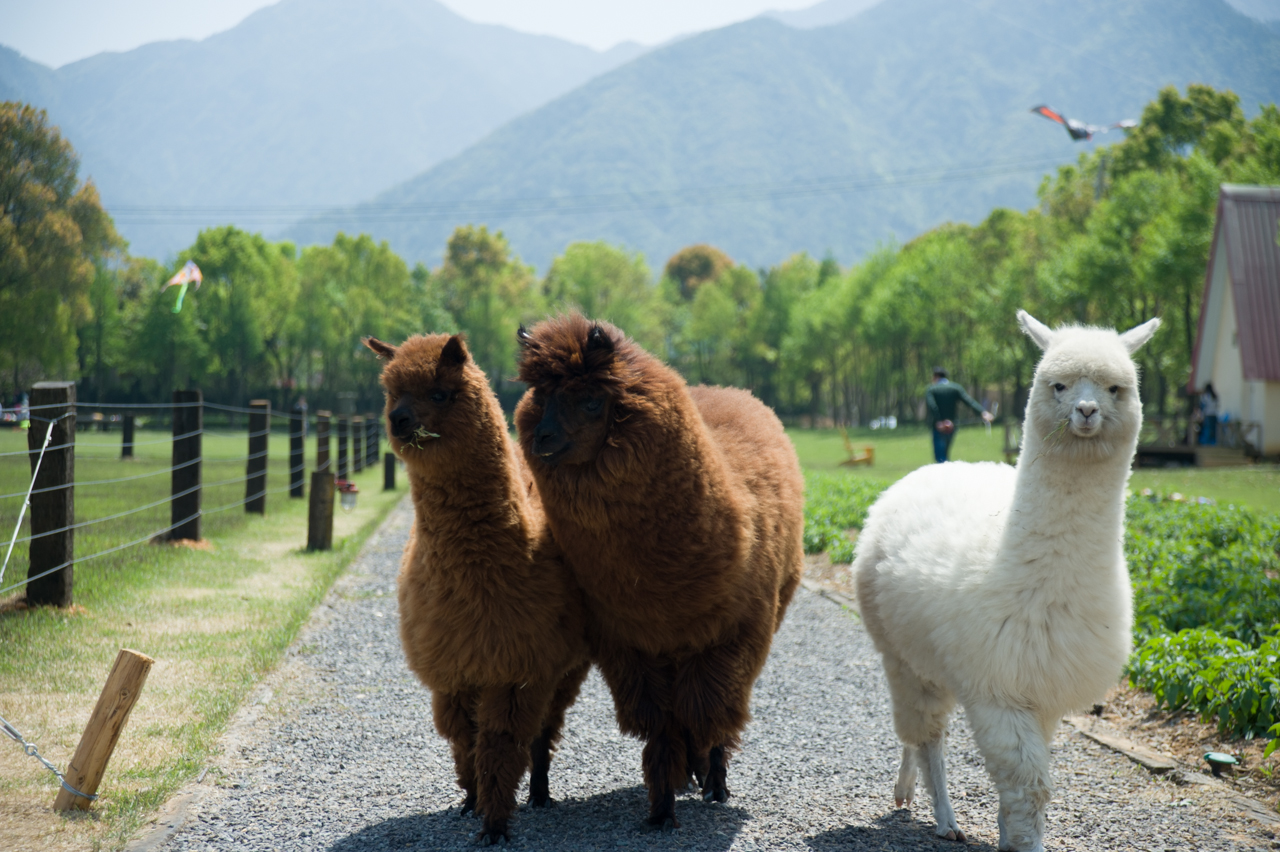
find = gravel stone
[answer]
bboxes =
[152,500,1275,851]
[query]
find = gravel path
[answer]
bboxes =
[146,499,1277,852]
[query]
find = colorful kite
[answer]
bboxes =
[1030,105,1136,142]
[163,260,203,313]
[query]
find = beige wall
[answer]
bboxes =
[1211,279,1246,419]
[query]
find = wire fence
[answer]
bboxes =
[0,397,386,601]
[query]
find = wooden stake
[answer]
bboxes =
[54,648,154,811]
[27,382,76,607]
[307,471,335,551]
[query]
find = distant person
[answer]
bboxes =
[926,367,992,463]
[1198,383,1218,446]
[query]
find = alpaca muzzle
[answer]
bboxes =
[389,397,417,441]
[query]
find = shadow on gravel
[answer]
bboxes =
[327,785,749,851]
[807,810,998,851]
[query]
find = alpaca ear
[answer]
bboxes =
[1017,310,1054,351]
[440,334,469,366]
[364,337,397,360]
[516,325,533,348]
[586,324,615,355]
[1118,317,1161,354]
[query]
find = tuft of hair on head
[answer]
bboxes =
[515,313,627,388]
[440,334,469,367]
[364,336,397,360]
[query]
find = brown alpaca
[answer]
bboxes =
[513,314,805,830]
[365,333,590,845]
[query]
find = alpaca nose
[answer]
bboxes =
[389,405,415,439]
[1076,401,1099,420]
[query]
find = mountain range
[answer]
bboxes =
[291,0,1280,271]
[0,0,643,258]
[2,0,1279,268]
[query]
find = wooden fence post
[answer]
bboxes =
[169,390,201,542]
[307,471,335,551]
[315,411,331,474]
[121,414,135,459]
[289,404,305,498]
[27,382,76,607]
[53,648,154,811]
[383,452,396,491]
[245,400,269,514]
[351,415,365,473]
[366,414,379,470]
[337,416,349,479]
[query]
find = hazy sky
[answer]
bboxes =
[0,0,820,67]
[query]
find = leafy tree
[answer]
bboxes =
[0,102,120,393]
[663,244,734,301]
[435,225,538,388]
[543,241,662,351]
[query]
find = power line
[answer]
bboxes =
[106,155,1075,226]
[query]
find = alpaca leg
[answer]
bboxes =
[702,744,730,803]
[474,682,553,845]
[528,662,590,808]
[894,744,918,807]
[918,732,964,842]
[432,690,479,815]
[879,652,954,808]
[966,703,1052,852]
[641,720,688,830]
[685,737,709,791]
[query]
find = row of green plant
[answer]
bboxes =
[801,475,1280,744]
[6,84,1280,422]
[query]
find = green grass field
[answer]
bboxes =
[788,425,1280,513]
[0,423,404,851]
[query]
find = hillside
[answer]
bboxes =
[0,0,642,259]
[294,0,1280,272]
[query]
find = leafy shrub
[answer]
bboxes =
[1126,496,1280,646]
[802,472,888,564]
[1128,627,1280,738]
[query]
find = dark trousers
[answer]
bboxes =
[932,427,955,463]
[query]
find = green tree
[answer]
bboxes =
[0,102,120,393]
[435,225,538,388]
[543,241,662,351]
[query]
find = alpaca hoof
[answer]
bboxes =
[527,793,556,808]
[643,816,679,833]
[702,785,729,804]
[460,793,478,817]
[937,826,967,843]
[476,820,510,845]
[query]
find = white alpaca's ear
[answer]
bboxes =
[1118,317,1161,354]
[1017,310,1054,351]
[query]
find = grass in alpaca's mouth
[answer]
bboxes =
[407,426,441,448]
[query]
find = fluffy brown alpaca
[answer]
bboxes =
[365,333,590,845]
[513,314,805,830]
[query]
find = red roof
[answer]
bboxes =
[1191,185,1280,386]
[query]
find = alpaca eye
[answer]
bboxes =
[1109,386,1120,395]
[1052,383,1066,393]
[583,398,603,413]
[431,391,449,403]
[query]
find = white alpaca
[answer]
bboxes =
[853,310,1159,852]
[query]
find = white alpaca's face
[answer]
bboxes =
[1027,338,1140,460]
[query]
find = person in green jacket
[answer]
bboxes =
[926,367,992,463]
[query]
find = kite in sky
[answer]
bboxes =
[163,260,203,313]
[1031,105,1137,141]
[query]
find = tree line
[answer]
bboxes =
[2,85,1277,424]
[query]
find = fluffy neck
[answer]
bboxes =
[407,402,529,538]
[1000,426,1135,587]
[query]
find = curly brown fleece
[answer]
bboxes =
[366,333,589,845]
[514,314,805,829]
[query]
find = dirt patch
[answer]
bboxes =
[801,550,1280,820]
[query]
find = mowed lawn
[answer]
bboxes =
[788,424,1280,513]
[0,424,405,852]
